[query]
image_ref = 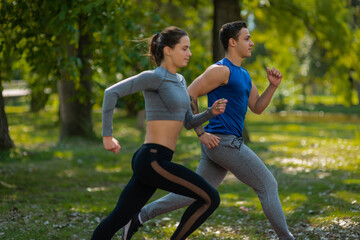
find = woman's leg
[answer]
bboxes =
[90,174,157,240]
[140,150,228,222]
[136,144,220,240]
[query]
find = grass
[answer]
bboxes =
[1,105,359,240]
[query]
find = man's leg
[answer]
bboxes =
[204,134,294,240]
[140,151,228,222]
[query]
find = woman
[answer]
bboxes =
[91,26,227,240]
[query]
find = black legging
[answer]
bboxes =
[91,143,220,240]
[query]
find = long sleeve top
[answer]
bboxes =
[102,67,214,136]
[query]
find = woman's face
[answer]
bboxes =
[168,35,192,68]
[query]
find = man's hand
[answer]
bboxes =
[103,136,121,154]
[210,98,228,115]
[199,132,221,149]
[266,67,282,87]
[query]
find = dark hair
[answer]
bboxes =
[149,26,188,66]
[219,21,247,51]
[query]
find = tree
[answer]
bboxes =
[56,11,94,139]
[347,0,360,105]
[0,1,18,150]
[0,73,15,150]
[6,0,128,140]
[249,0,357,106]
[212,0,242,62]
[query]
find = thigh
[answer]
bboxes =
[196,144,228,188]
[205,137,276,190]
[141,147,227,218]
[151,159,217,201]
[231,144,276,189]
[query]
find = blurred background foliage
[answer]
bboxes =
[1,0,359,147]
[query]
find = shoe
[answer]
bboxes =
[121,212,143,240]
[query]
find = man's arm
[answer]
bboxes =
[189,96,206,137]
[188,65,230,148]
[248,67,282,114]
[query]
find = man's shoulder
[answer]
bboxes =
[200,64,230,85]
[206,64,230,75]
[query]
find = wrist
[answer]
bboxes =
[207,107,215,117]
[197,131,205,138]
[269,83,279,89]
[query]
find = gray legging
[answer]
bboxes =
[140,134,294,240]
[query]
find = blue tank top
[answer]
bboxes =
[204,58,252,137]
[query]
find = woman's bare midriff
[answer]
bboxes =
[144,120,184,151]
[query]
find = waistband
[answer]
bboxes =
[212,133,243,141]
[141,143,174,159]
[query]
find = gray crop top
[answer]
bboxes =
[102,67,214,136]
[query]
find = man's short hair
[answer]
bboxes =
[219,21,248,51]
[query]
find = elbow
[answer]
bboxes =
[104,88,112,96]
[103,89,111,101]
[183,122,193,130]
[251,107,264,115]
[250,104,264,115]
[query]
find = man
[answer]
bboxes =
[122,21,294,240]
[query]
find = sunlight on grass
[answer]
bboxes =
[283,193,308,212]
[86,186,109,192]
[331,191,360,205]
[95,164,124,173]
[70,204,95,213]
[53,151,73,160]
[343,178,360,185]
[221,193,240,207]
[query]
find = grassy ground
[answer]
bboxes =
[1,106,359,240]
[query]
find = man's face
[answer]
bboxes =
[234,28,254,58]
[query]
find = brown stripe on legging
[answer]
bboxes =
[150,160,211,240]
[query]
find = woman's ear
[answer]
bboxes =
[163,46,171,56]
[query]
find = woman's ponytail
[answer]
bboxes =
[149,32,162,66]
[148,27,188,66]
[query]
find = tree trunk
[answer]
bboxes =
[58,15,93,140]
[30,86,50,112]
[213,0,250,142]
[212,0,242,62]
[0,78,15,150]
[354,80,360,106]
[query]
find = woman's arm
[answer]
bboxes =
[183,98,227,130]
[102,71,161,137]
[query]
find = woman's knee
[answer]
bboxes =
[208,187,220,210]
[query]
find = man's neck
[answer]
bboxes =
[224,53,243,67]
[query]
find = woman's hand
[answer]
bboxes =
[103,136,121,154]
[210,98,228,115]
